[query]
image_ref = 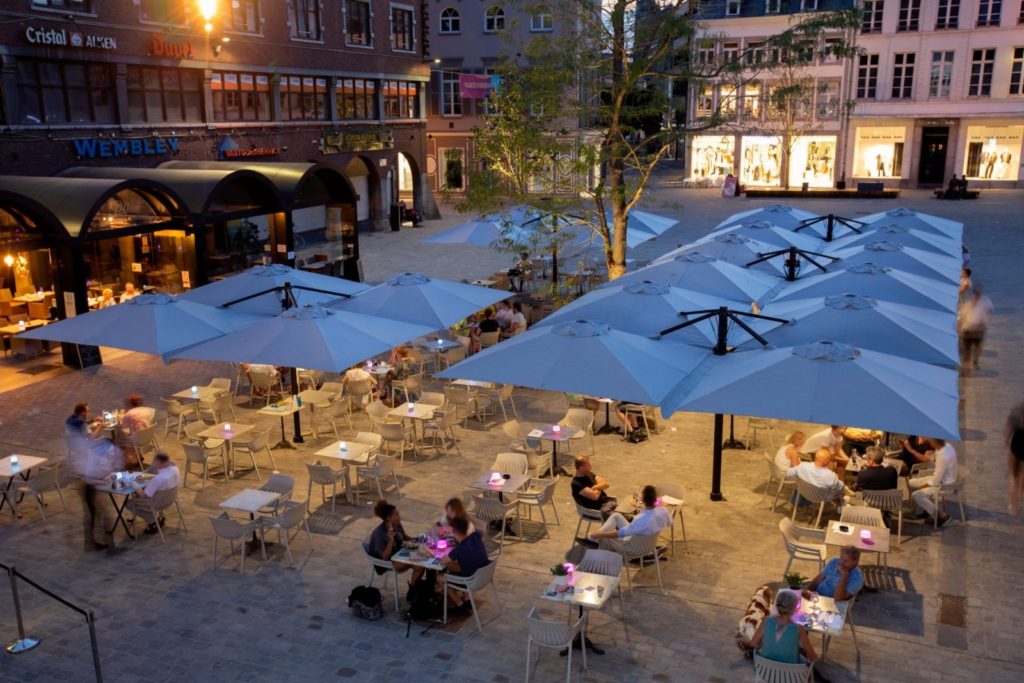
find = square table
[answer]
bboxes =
[12,291,53,304]
[199,422,253,477]
[0,455,49,514]
[529,425,579,476]
[314,440,374,464]
[540,571,621,655]
[776,588,849,661]
[825,520,891,568]
[469,279,498,287]
[93,472,153,540]
[258,398,305,449]
[467,471,530,496]
[0,319,46,336]
[173,386,222,402]
[220,488,282,553]
[451,379,495,389]
[418,339,462,373]
[388,402,437,449]
[391,543,448,572]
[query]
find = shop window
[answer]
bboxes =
[32,0,91,11]
[289,0,322,40]
[126,66,202,123]
[229,0,260,32]
[14,60,114,125]
[861,1,883,33]
[391,5,415,52]
[211,72,271,122]
[977,0,1002,27]
[968,48,996,96]
[279,76,327,120]
[718,85,738,120]
[485,6,505,33]
[440,148,464,191]
[891,53,916,99]
[930,51,954,97]
[690,136,735,178]
[897,0,920,31]
[740,137,781,187]
[383,80,419,119]
[1011,47,1024,95]
[336,79,377,120]
[346,0,372,45]
[787,136,836,188]
[140,0,185,24]
[936,0,960,29]
[816,80,840,119]
[441,72,462,116]
[531,7,553,32]
[962,125,1022,180]
[853,127,905,178]
[856,54,879,99]
[439,7,460,34]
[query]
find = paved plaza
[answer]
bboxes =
[1,180,1023,682]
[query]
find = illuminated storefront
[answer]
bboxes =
[690,135,736,178]
[852,127,906,179]
[962,125,1022,182]
[787,135,836,188]
[740,136,781,186]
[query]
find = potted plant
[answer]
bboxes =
[783,572,808,590]
[550,563,569,577]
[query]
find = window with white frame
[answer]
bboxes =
[930,51,954,97]
[861,0,883,33]
[695,84,713,119]
[977,0,1002,27]
[441,71,462,116]
[1012,47,1024,95]
[696,41,716,68]
[745,41,765,67]
[439,7,460,34]
[897,0,920,31]
[531,6,553,31]
[719,84,738,120]
[891,53,916,98]
[722,42,739,64]
[856,54,879,99]
[765,0,781,13]
[485,6,505,32]
[816,80,840,119]
[391,5,415,52]
[820,36,841,63]
[345,0,372,46]
[801,0,819,9]
[289,0,322,40]
[742,82,761,120]
[725,0,740,16]
[229,0,260,32]
[968,48,996,96]
[936,0,960,29]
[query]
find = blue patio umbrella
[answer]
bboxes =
[420,207,581,246]
[860,208,963,240]
[828,242,961,283]
[614,252,781,304]
[702,220,823,251]
[19,293,264,358]
[668,233,789,276]
[715,204,818,231]
[828,223,962,258]
[331,272,510,330]
[768,263,959,313]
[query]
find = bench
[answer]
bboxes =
[934,189,981,200]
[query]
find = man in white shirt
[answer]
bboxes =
[587,485,671,551]
[128,452,180,534]
[788,449,846,510]
[801,425,849,481]
[119,283,138,303]
[909,438,958,527]
[494,301,513,331]
[959,286,993,372]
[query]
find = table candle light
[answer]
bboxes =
[564,562,575,585]
[552,424,560,434]
[191,385,198,394]
[407,402,414,412]
[436,539,448,551]
[10,455,18,471]
[490,471,501,483]
[339,441,347,451]
[860,529,872,541]
[224,423,232,432]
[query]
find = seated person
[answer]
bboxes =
[898,434,931,475]
[441,516,490,611]
[788,448,846,509]
[743,590,818,664]
[382,345,417,405]
[803,546,864,601]
[571,455,617,518]
[245,363,281,397]
[369,500,423,583]
[439,497,476,535]
[126,452,180,534]
[116,393,155,468]
[494,301,513,331]
[119,283,139,303]
[98,288,117,309]
[801,425,849,481]
[615,402,641,436]
[342,363,377,397]
[909,437,958,527]
[587,485,670,550]
[943,174,960,199]
[842,426,882,457]
[506,303,527,335]
[471,308,500,352]
[855,450,899,492]
[66,402,103,438]
[775,431,805,471]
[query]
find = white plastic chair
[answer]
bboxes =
[525,606,586,682]
[765,453,796,512]
[233,427,277,473]
[249,367,282,406]
[349,431,383,463]
[516,478,559,538]
[861,488,904,545]
[260,500,314,567]
[745,417,777,450]
[443,561,500,632]
[207,377,232,395]
[471,495,520,554]
[615,533,663,594]
[210,512,265,574]
[355,454,401,503]
[422,405,461,456]
[573,503,604,540]
[840,505,888,567]
[258,473,295,514]
[494,384,519,421]
[652,482,688,555]
[363,536,407,612]
[577,549,625,625]
[420,391,446,408]
[778,517,826,577]
[931,467,968,528]
[11,466,66,522]
[560,408,595,456]
[753,654,813,683]
[444,386,479,427]
[792,479,840,528]
[161,397,198,439]
[182,442,227,489]
[127,487,187,544]
[378,421,416,469]
[490,452,529,475]
[306,462,349,512]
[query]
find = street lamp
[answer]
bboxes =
[198,0,218,33]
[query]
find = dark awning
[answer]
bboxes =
[159,161,356,209]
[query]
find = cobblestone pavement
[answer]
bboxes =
[1,184,1022,682]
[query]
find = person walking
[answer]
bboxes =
[1007,402,1024,514]
[958,285,994,373]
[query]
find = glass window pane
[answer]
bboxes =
[42,87,66,122]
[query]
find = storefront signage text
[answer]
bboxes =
[72,137,180,159]
[217,136,279,160]
[25,26,117,50]
[320,128,393,154]
[150,35,194,60]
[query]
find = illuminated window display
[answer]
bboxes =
[963,125,1022,181]
[691,135,736,178]
[740,136,781,186]
[787,135,836,188]
[852,127,906,178]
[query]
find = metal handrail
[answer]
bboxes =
[0,561,102,682]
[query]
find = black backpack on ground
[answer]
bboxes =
[406,575,443,621]
[347,585,383,620]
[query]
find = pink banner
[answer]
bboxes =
[458,73,498,99]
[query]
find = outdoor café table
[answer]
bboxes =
[92,472,153,540]
[0,454,49,514]
[172,385,221,402]
[198,422,253,477]
[314,440,375,503]
[825,520,891,569]
[624,492,685,557]
[219,488,281,553]
[12,290,54,304]
[467,471,529,535]
[594,398,616,435]
[540,570,621,656]
[391,539,449,573]
[469,279,497,288]
[388,402,436,448]
[451,379,495,389]
[0,320,45,335]
[298,389,335,435]
[258,398,304,450]
[417,338,461,373]
[776,588,849,662]
[367,362,391,382]
[528,425,579,476]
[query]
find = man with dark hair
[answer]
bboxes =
[442,515,490,612]
[803,547,863,601]
[66,402,102,438]
[855,450,898,492]
[587,485,670,550]
[570,455,617,518]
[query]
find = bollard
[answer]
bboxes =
[4,564,40,654]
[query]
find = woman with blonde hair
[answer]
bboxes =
[439,497,475,534]
[775,431,805,470]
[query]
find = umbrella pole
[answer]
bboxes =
[711,413,725,501]
[722,415,745,449]
[290,367,304,444]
